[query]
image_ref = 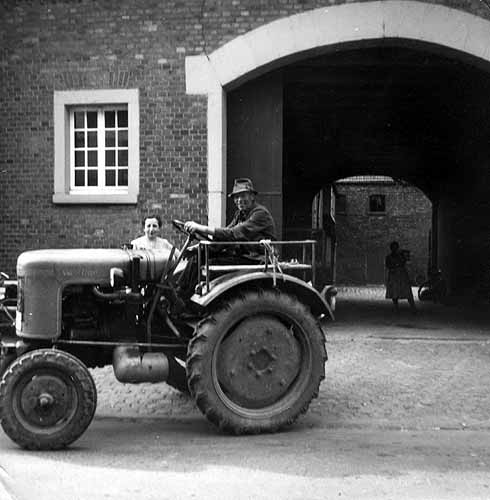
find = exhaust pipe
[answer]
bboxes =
[113,346,169,383]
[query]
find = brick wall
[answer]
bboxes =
[0,0,210,274]
[0,0,487,274]
[335,181,432,285]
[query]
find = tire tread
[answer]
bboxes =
[186,289,326,434]
[0,349,97,450]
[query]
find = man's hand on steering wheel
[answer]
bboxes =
[172,219,213,241]
[184,221,203,235]
[184,221,214,241]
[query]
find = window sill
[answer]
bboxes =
[52,193,138,204]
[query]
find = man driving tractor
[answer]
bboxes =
[176,177,276,299]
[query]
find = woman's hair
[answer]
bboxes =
[389,241,399,251]
[143,214,162,227]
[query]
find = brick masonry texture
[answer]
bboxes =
[0,0,488,274]
[0,0,210,273]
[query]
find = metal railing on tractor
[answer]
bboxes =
[194,239,317,295]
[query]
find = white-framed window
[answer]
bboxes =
[53,89,139,204]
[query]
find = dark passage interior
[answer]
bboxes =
[228,41,490,296]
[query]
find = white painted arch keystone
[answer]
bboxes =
[185,0,490,226]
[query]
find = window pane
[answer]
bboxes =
[74,112,85,129]
[69,104,132,193]
[105,130,115,147]
[87,131,97,147]
[119,169,128,186]
[118,150,128,166]
[75,132,85,148]
[75,151,85,167]
[105,111,115,128]
[88,151,97,167]
[105,150,115,167]
[369,194,386,212]
[117,110,128,127]
[118,130,128,147]
[105,169,116,186]
[75,170,85,186]
[87,170,98,186]
[86,112,97,129]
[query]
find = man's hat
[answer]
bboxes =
[228,178,258,197]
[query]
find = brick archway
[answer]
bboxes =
[185,0,490,225]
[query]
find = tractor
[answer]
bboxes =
[0,221,335,449]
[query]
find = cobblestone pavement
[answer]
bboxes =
[92,286,490,431]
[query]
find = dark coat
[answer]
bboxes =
[213,203,276,242]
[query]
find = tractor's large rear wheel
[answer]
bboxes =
[0,349,97,450]
[186,290,327,434]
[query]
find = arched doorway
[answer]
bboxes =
[186,1,490,296]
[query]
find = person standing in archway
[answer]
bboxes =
[385,241,416,313]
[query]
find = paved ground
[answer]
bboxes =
[2,286,490,500]
[91,286,490,432]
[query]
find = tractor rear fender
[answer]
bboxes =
[190,271,334,320]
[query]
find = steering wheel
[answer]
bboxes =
[171,219,213,241]
[172,219,187,234]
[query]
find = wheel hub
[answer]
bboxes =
[19,374,74,428]
[38,392,55,408]
[217,315,301,408]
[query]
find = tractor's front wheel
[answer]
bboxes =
[0,349,97,450]
[187,290,327,434]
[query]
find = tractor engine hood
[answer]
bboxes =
[17,248,171,286]
[15,248,173,339]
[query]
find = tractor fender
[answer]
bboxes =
[190,271,334,320]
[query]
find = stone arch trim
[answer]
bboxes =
[185,0,490,226]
